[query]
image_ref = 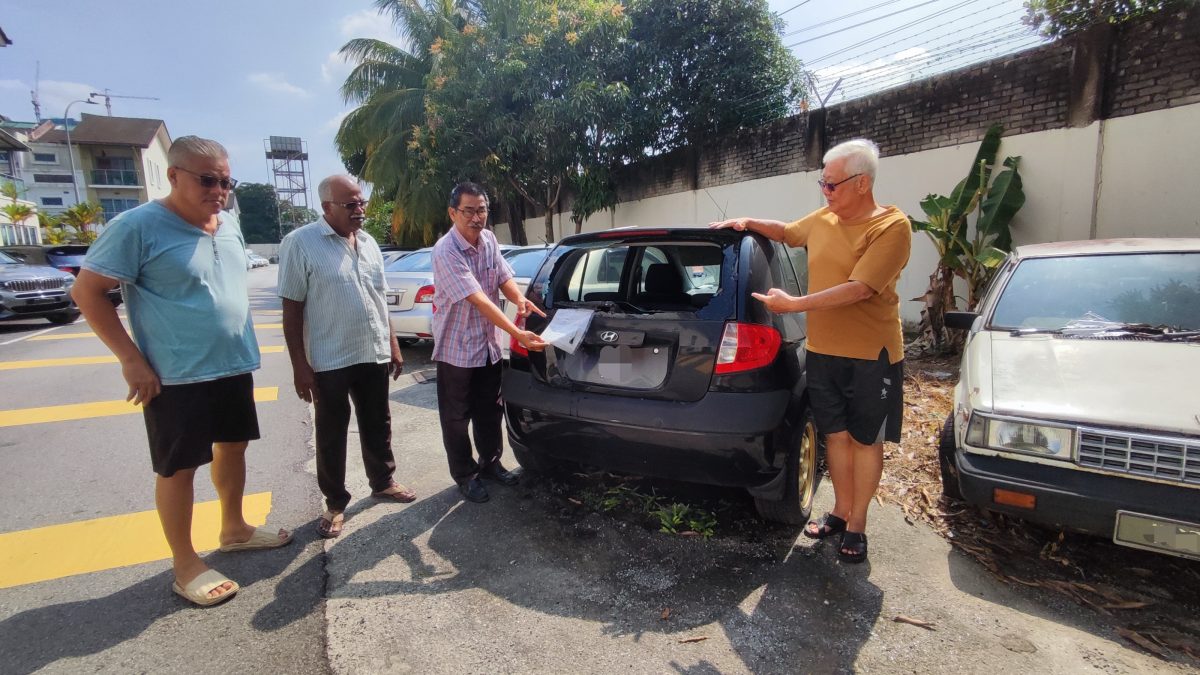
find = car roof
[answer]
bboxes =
[1013,238,1200,259]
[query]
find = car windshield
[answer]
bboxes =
[0,251,19,264]
[505,248,549,278]
[991,252,1200,331]
[387,250,433,273]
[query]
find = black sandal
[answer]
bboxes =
[838,531,868,564]
[803,512,847,540]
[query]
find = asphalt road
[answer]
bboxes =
[0,267,1183,674]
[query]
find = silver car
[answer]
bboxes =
[384,247,435,345]
[0,249,79,324]
[498,245,551,358]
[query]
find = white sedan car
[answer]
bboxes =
[941,238,1200,560]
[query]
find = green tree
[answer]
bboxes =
[623,0,804,154]
[235,182,285,243]
[60,202,105,244]
[335,0,469,245]
[1023,0,1187,38]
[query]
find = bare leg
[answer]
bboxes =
[212,441,288,546]
[156,469,233,601]
[824,430,856,522]
[845,438,884,535]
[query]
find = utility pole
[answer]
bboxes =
[88,88,160,116]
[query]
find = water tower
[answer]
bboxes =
[264,136,310,238]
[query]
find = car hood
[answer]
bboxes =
[979,332,1200,436]
[0,263,74,281]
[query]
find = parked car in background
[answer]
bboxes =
[384,247,435,346]
[502,227,820,524]
[941,238,1200,561]
[0,244,121,307]
[381,249,412,267]
[0,249,80,324]
[244,249,270,269]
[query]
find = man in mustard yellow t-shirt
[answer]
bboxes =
[711,138,910,565]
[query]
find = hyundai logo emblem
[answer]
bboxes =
[600,331,619,343]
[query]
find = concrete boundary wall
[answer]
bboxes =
[498,9,1200,324]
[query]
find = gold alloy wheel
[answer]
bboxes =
[797,415,818,515]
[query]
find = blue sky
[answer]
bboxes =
[0,0,1035,199]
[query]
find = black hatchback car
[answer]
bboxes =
[502,227,820,523]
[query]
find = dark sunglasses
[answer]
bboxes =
[817,173,862,193]
[176,166,238,191]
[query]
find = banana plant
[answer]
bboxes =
[910,123,1025,352]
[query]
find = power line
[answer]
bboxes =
[833,31,1040,92]
[776,0,815,18]
[816,21,1029,83]
[792,0,994,62]
[783,0,901,38]
[786,0,945,47]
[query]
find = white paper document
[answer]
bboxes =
[539,308,594,354]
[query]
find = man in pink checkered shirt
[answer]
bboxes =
[432,182,548,504]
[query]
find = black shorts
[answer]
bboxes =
[807,349,904,445]
[143,373,261,477]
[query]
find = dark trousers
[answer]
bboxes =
[314,362,396,511]
[436,360,504,483]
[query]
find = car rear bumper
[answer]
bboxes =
[503,368,791,489]
[956,449,1200,537]
[388,305,434,338]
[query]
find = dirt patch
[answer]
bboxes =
[890,355,1200,665]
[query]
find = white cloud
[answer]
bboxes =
[813,48,932,99]
[324,110,352,132]
[246,73,311,98]
[321,51,353,84]
[338,8,399,42]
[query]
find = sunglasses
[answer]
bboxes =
[176,166,238,191]
[817,173,862,193]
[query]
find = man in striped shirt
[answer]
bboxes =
[278,175,416,539]
[432,182,547,503]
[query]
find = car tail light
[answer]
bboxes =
[714,322,781,374]
[510,314,528,358]
[415,285,435,303]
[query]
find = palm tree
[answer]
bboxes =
[60,202,105,244]
[336,0,472,245]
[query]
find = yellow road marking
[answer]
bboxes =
[0,387,279,428]
[30,323,283,341]
[0,493,274,589]
[0,346,286,371]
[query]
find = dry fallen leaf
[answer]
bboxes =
[567,498,583,506]
[1117,628,1168,658]
[660,607,671,621]
[678,636,708,644]
[893,615,937,631]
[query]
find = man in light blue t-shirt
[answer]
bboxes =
[72,136,291,608]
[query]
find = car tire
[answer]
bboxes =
[398,338,420,347]
[939,412,964,501]
[47,311,80,325]
[754,407,820,525]
[512,442,568,477]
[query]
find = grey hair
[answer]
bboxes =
[317,175,357,202]
[167,136,228,167]
[823,139,880,179]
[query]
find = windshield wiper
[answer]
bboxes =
[1009,327,1064,337]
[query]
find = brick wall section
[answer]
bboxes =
[598,8,1198,207]
[1106,9,1200,117]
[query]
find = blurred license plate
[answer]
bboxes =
[1113,511,1200,561]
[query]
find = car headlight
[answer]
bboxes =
[965,413,1074,460]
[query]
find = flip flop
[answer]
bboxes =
[372,483,417,503]
[172,569,239,607]
[317,511,344,539]
[218,526,293,552]
[804,512,847,540]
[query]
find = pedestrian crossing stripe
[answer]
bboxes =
[0,492,274,589]
[0,346,287,371]
[0,387,279,428]
[29,323,284,341]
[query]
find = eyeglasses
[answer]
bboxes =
[176,166,238,191]
[330,200,368,210]
[454,207,489,218]
[817,173,862,193]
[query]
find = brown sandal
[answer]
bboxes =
[317,511,344,538]
[372,483,417,503]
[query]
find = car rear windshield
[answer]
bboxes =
[991,252,1200,331]
[505,248,549,278]
[387,250,433,273]
[543,239,724,312]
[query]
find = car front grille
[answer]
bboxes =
[1078,428,1200,486]
[7,278,66,292]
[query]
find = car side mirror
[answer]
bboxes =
[944,311,979,331]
